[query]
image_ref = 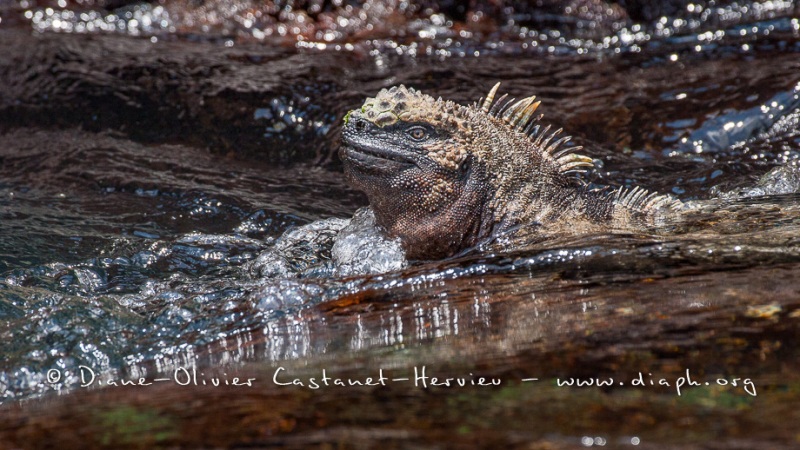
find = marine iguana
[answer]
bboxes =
[339,83,683,259]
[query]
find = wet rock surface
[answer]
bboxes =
[1,0,800,448]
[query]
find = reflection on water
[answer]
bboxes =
[10,201,798,400]
[668,80,800,159]
[1,0,800,446]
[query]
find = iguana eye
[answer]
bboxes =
[406,126,429,141]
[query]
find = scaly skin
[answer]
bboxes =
[339,84,682,259]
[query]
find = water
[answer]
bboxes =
[2,0,800,447]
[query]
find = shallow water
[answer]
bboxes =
[2,0,800,448]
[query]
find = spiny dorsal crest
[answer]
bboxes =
[478,82,594,175]
[614,186,684,213]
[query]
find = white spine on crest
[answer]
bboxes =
[480,83,593,174]
[614,186,683,212]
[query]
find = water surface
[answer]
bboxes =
[1,0,800,447]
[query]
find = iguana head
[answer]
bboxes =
[339,84,594,260]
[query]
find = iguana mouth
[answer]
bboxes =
[340,143,416,171]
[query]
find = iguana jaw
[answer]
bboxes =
[340,115,420,174]
[340,143,416,175]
